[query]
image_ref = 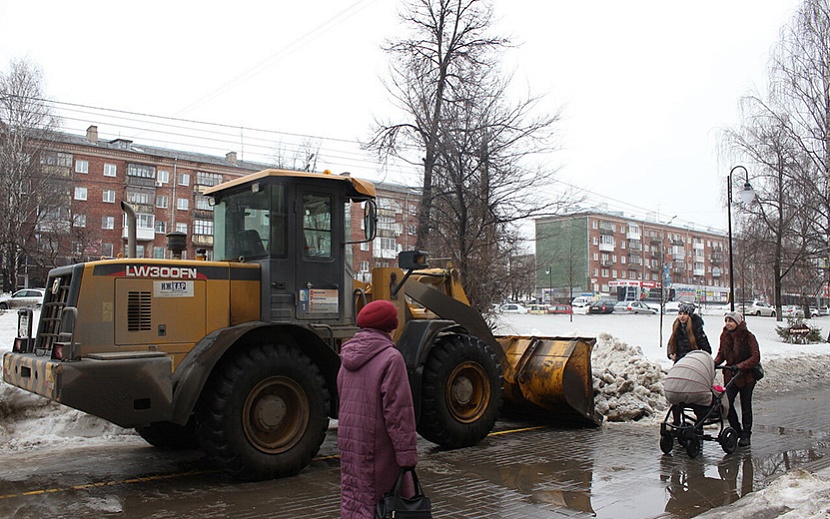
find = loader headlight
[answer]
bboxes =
[17,309,32,339]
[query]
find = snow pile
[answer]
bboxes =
[0,380,135,452]
[591,332,668,422]
[695,469,830,518]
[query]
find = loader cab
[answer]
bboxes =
[208,169,376,327]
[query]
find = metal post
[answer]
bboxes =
[727,173,735,312]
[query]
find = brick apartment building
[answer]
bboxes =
[536,212,730,304]
[15,125,420,287]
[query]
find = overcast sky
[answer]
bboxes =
[0,0,804,233]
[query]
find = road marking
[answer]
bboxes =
[0,425,547,500]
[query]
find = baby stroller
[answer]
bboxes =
[659,350,739,458]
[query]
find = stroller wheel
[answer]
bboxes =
[719,427,739,454]
[685,437,702,458]
[660,433,673,454]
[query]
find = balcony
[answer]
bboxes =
[192,234,214,247]
[626,228,641,240]
[600,259,614,267]
[599,223,614,235]
[627,258,642,267]
[628,241,642,251]
[598,242,615,252]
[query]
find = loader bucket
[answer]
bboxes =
[497,335,602,426]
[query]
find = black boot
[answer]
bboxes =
[738,432,751,447]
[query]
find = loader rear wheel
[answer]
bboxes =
[136,419,199,450]
[196,344,329,481]
[418,334,503,449]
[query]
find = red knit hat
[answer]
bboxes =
[357,300,398,332]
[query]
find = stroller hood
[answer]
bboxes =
[664,350,715,406]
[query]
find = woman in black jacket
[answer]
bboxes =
[667,303,712,362]
[715,311,761,447]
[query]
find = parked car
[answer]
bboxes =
[546,304,572,315]
[499,303,529,314]
[587,300,616,314]
[743,301,776,317]
[810,307,829,318]
[571,299,593,315]
[0,288,45,310]
[626,301,659,315]
[526,304,548,315]
[782,305,805,319]
[613,301,632,313]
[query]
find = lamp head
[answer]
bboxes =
[739,182,755,205]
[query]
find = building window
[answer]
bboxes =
[103,190,116,203]
[154,247,165,259]
[136,245,145,258]
[177,198,189,210]
[601,269,609,277]
[73,214,86,228]
[41,151,73,167]
[178,173,190,186]
[593,252,598,261]
[156,195,168,209]
[195,195,213,211]
[75,160,89,174]
[593,237,598,246]
[127,163,155,179]
[360,241,369,251]
[593,268,599,276]
[176,222,188,234]
[155,221,167,234]
[157,170,170,183]
[592,221,598,229]
[612,270,617,278]
[74,187,87,200]
[104,163,117,177]
[196,171,223,187]
[102,243,113,257]
[102,216,115,229]
[408,224,416,235]
[193,219,213,235]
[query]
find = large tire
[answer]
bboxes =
[196,344,329,481]
[418,334,503,449]
[136,419,199,450]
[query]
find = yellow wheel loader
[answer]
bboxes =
[2,168,599,481]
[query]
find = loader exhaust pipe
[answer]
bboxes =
[120,201,137,259]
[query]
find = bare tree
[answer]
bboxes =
[724,0,830,318]
[370,0,573,310]
[0,58,64,290]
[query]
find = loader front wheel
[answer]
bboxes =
[418,334,503,449]
[196,344,329,481]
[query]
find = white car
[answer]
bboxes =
[499,303,529,314]
[0,288,45,310]
[744,301,776,317]
[626,301,659,315]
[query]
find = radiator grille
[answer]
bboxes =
[36,274,72,355]
[127,291,152,331]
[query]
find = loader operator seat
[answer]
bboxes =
[238,229,267,258]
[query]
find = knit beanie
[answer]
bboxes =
[357,300,399,332]
[724,311,743,325]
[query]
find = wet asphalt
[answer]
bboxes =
[0,383,827,519]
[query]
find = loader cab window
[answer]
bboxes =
[302,194,332,259]
[213,183,287,261]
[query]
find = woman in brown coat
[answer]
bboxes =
[714,311,761,447]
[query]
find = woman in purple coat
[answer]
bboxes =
[337,300,418,519]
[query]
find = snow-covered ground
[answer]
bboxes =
[1,308,828,516]
[492,309,830,518]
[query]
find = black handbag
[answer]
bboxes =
[752,363,764,381]
[375,467,433,519]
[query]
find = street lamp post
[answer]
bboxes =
[659,215,677,349]
[727,165,756,312]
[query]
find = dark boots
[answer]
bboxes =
[738,431,751,447]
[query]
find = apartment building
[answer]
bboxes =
[535,212,729,303]
[17,126,420,286]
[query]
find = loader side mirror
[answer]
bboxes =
[364,201,377,241]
